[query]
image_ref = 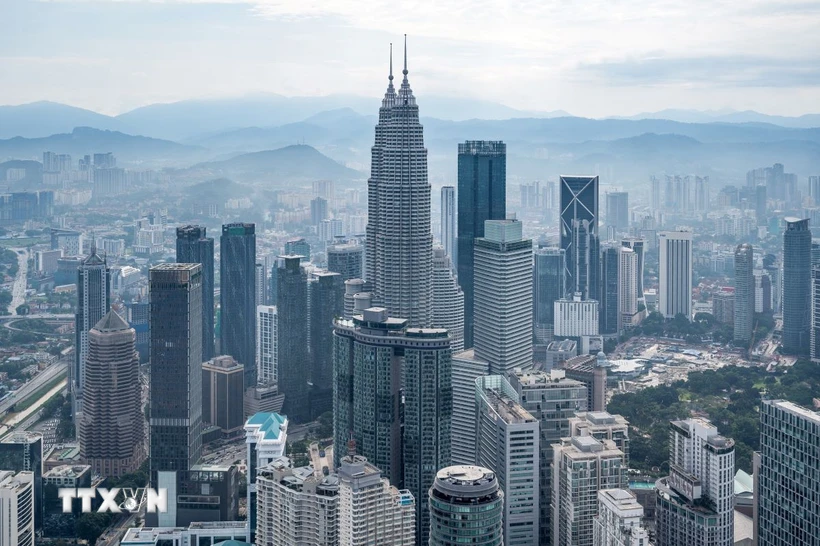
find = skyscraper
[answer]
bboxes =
[658,231,693,319]
[475,375,540,545]
[457,140,507,348]
[428,466,504,546]
[255,263,267,306]
[593,489,650,546]
[734,243,755,344]
[309,271,344,394]
[149,263,203,480]
[618,246,638,333]
[560,175,599,300]
[432,247,465,353]
[533,248,565,343]
[0,471,34,546]
[620,238,644,297]
[176,225,215,361]
[276,255,309,422]
[782,218,812,354]
[755,185,768,227]
[220,223,256,388]
[655,419,734,546]
[365,41,433,328]
[79,311,144,478]
[440,185,456,265]
[600,246,620,335]
[757,400,820,546]
[73,243,110,418]
[474,219,533,374]
[0,433,42,532]
[650,176,661,211]
[202,355,245,438]
[327,242,363,281]
[605,191,629,230]
[256,305,277,385]
[310,196,328,225]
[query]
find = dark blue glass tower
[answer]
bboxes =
[220,223,257,389]
[176,225,215,361]
[782,217,811,354]
[560,175,599,301]
[277,255,309,422]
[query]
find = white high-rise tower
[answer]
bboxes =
[658,231,693,319]
[432,248,464,353]
[365,39,432,328]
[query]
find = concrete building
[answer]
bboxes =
[474,219,533,374]
[713,287,735,325]
[284,237,310,259]
[554,294,599,338]
[658,231,693,319]
[202,356,245,438]
[79,311,145,478]
[35,248,62,274]
[220,223,257,389]
[255,263,268,306]
[440,185,456,265]
[569,411,629,465]
[783,217,812,354]
[429,466,504,546]
[655,419,735,546]
[545,339,577,370]
[244,383,285,417]
[432,247,465,353]
[0,471,34,546]
[606,192,629,230]
[256,305,277,385]
[593,488,650,546]
[563,353,608,414]
[244,412,288,533]
[0,433,42,531]
[327,242,363,282]
[734,244,755,344]
[757,400,820,546]
[475,375,540,545]
[754,271,772,313]
[450,349,489,465]
[121,523,249,546]
[552,437,627,546]
[618,246,639,333]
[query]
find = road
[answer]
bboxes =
[0,313,74,322]
[96,512,138,546]
[0,359,68,415]
[7,248,27,315]
[0,379,67,439]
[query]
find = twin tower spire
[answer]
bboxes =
[384,35,413,105]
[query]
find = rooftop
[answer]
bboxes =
[768,399,820,424]
[482,388,536,424]
[245,412,287,441]
[92,310,130,332]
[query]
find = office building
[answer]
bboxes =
[79,311,144,478]
[284,237,310,259]
[564,353,609,413]
[621,239,645,298]
[338,454,416,546]
[593,489,650,546]
[457,140,506,348]
[554,294,600,338]
[450,350,490,465]
[475,375,540,545]
[569,411,629,464]
[655,419,734,546]
[545,339,577,370]
[783,218,812,354]
[327,242,363,281]
[510,370,588,544]
[618,246,639,333]
[560,175,599,300]
[755,271,772,313]
[474,219,533,374]
[255,458,338,546]
[757,400,820,546]
[658,231,693,319]
[120,524,249,546]
[255,263,267,306]
[650,176,661,211]
[343,278,368,319]
[428,466,504,546]
[534,248,565,343]
[319,219,344,242]
[149,263,203,481]
[244,412,288,533]
[313,179,335,200]
[552,437,627,546]
[50,228,83,257]
[432,247,465,353]
[276,255,309,422]
[202,356,245,438]
[814,268,820,362]
[220,223,256,389]
[310,196,328,225]
[0,471,34,546]
[600,246,620,335]
[35,248,62,274]
[734,244,755,344]
[309,271,345,395]
[176,225,215,361]
[441,185,456,264]
[256,305,277,385]
[365,47,433,329]
[73,243,110,418]
[606,192,629,230]
[0,433,42,531]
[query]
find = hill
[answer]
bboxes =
[0,102,125,139]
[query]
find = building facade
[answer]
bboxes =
[202,355,245,437]
[428,466,504,546]
[432,247,465,353]
[734,243,755,344]
[440,185,456,265]
[176,225,215,361]
[618,246,639,333]
[534,247,566,343]
[327,243,363,282]
[256,305,277,385]
[782,217,812,354]
[560,175,599,301]
[658,231,693,319]
[309,271,345,394]
[605,192,629,230]
[593,488,650,546]
[0,471,34,546]
[276,255,309,422]
[220,223,257,389]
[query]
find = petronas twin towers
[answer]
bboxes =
[365,38,433,327]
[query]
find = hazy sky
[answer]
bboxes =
[2,0,819,117]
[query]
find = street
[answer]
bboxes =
[8,248,28,315]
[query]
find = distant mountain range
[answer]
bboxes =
[609,109,820,129]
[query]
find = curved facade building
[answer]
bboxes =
[428,465,504,546]
[432,247,464,353]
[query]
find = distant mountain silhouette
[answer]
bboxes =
[611,108,820,129]
[0,101,126,139]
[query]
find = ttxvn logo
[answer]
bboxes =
[58,487,168,513]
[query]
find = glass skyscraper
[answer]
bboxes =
[309,271,344,393]
[277,255,309,422]
[428,466,504,546]
[176,225,215,361]
[220,223,257,389]
[457,140,506,349]
[600,245,620,335]
[533,248,565,343]
[782,217,811,355]
[560,175,599,301]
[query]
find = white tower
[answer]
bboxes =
[658,231,693,319]
[432,247,464,353]
[618,246,638,332]
[440,186,456,266]
[256,305,277,385]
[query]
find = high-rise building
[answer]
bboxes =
[365,44,433,329]
[244,412,288,534]
[755,185,767,227]
[276,255,309,422]
[620,239,644,298]
[338,454,416,546]
[533,248,565,343]
[0,471,34,546]
[813,267,820,362]
[474,219,533,374]
[149,263,203,481]
[220,223,257,389]
[432,247,465,353]
[600,246,620,335]
[658,231,693,319]
[333,307,450,544]
[176,225,215,361]
[309,271,344,394]
[256,305,277,385]
[0,433,42,532]
[510,370,588,545]
[564,353,609,413]
[655,419,734,546]
[734,244,755,344]
[782,218,812,354]
[552,436,627,546]
[650,176,661,211]
[79,311,144,478]
[450,350,489,465]
[809,175,820,205]
[605,192,629,230]
[618,246,638,333]
[457,140,506,348]
[560,175,599,300]
[755,271,772,313]
[757,400,820,546]
[475,375,540,545]
[73,243,110,418]
[284,237,310,259]
[202,355,245,438]
[568,411,629,464]
[313,179,335,201]
[327,242,363,281]
[428,466,504,546]
[310,196,329,225]
[554,294,600,338]
[440,185,456,265]
[255,263,268,306]
[593,489,650,546]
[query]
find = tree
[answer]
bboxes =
[75,513,112,546]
